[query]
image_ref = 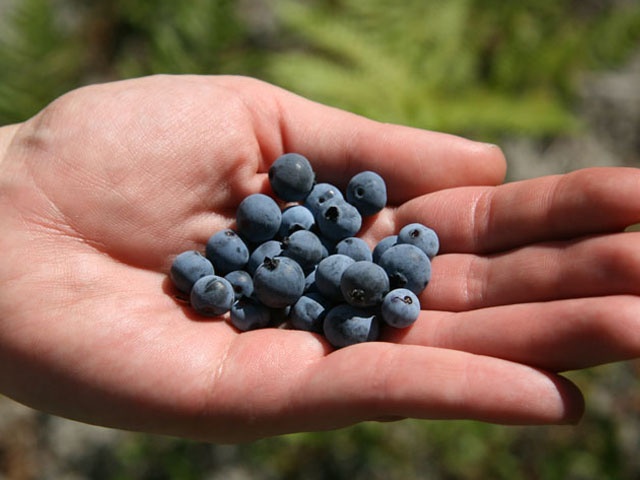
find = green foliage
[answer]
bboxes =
[265,0,640,139]
[109,0,256,78]
[0,0,259,125]
[2,0,639,135]
[0,0,85,124]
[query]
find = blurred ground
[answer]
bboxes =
[503,50,640,180]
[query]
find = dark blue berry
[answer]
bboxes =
[224,270,254,301]
[281,230,324,273]
[190,275,235,317]
[289,292,332,333]
[170,250,214,294]
[372,235,398,263]
[253,256,305,308]
[236,193,282,243]
[340,261,390,307]
[378,244,431,295]
[247,240,283,275]
[335,237,372,262]
[268,153,315,201]
[381,288,420,328]
[346,171,387,216]
[323,304,380,348]
[398,223,440,259]
[304,267,318,293]
[205,229,250,275]
[304,182,343,218]
[278,205,316,238]
[316,199,362,242]
[315,254,355,302]
[230,298,271,331]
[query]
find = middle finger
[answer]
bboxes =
[423,232,640,311]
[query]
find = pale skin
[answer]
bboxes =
[1,75,639,443]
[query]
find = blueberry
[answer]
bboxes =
[372,235,398,264]
[304,182,344,218]
[224,270,254,301]
[304,267,318,292]
[278,205,316,238]
[316,199,362,242]
[268,153,315,202]
[190,275,235,317]
[378,244,431,295]
[170,250,215,294]
[340,261,390,307]
[281,230,325,273]
[246,239,283,275]
[170,166,435,345]
[335,237,372,262]
[253,256,305,308]
[323,304,380,348]
[346,171,387,216]
[381,288,421,328]
[229,298,272,331]
[398,223,440,259]
[289,292,332,333]
[236,193,282,243]
[315,254,355,302]
[205,229,250,275]
[318,235,335,259]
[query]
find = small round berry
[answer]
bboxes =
[253,256,305,309]
[304,183,343,217]
[340,261,389,307]
[278,205,316,238]
[372,235,398,264]
[315,254,355,302]
[281,230,325,273]
[323,304,380,348]
[236,193,282,244]
[230,298,272,331]
[289,292,332,333]
[268,153,315,201]
[381,288,421,328]
[170,250,214,294]
[335,237,372,262]
[398,223,440,259]
[316,200,362,242]
[205,229,250,275]
[346,171,387,216]
[378,244,431,295]
[224,270,254,301]
[247,240,283,275]
[190,275,235,317]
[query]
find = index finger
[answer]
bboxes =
[394,167,640,254]
[224,77,507,203]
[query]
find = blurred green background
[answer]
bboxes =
[1,0,640,478]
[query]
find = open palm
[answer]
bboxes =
[1,75,639,442]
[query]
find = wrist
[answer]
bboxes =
[0,124,21,170]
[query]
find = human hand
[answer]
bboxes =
[0,75,638,442]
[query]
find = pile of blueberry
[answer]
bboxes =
[169,153,438,348]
